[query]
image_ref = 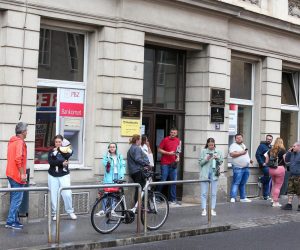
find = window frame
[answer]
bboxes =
[281,70,300,144]
[34,27,88,170]
[143,45,186,112]
[229,61,255,157]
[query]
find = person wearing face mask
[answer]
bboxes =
[255,134,273,200]
[199,138,223,216]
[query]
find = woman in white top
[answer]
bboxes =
[141,135,154,167]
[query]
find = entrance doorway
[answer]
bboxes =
[142,112,184,199]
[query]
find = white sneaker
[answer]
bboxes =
[95,210,105,217]
[211,209,217,216]
[272,202,282,207]
[52,216,56,221]
[230,198,235,203]
[69,213,77,220]
[201,209,207,216]
[240,198,252,203]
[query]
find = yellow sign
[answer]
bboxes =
[121,119,141,137]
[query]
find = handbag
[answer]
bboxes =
[215,160,221,177]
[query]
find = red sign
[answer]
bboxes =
[60,102,84,117]
[37,93,57,107]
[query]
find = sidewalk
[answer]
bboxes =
[1,198,300,250]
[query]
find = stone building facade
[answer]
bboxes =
[1,0,300,220]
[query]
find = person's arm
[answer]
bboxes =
[265,153,270,165]
[131,146,150,167]
[15,142,27,182]
[48,150,63,166]
[230,150,246,158]
[255,145,264,167]
[215,150,223,165]
[199,149,210,166]
[158,139,176,156]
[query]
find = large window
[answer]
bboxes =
[143,46,185,110]
[35,27,86,166]
[229,59,254,153]
[281,71,300,148]
[38,28,84,82]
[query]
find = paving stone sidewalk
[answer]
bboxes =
[1,198,300,250]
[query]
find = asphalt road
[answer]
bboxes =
[103,222,300,250]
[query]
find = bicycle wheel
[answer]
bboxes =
[91,194,124,234]
[141,191,169,230]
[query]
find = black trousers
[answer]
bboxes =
[131,171,146,203]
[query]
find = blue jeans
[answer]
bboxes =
[7,177,25,224]
[158,165,177,202]
[230,166,250,199]
[260,166,271,198]
[201,171,218,209]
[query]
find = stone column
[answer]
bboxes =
[260,57,282,139]
[183,44,231,203]
[94,27,145,175]
[0,10,40,218]
[0,10,40,183]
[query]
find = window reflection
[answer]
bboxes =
[230,59,252,100]
[143,46,185,110]
[38,28,84,82]
[281,72,298,105]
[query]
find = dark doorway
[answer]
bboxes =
[142,112,184,200]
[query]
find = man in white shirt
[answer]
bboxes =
[229,133,252,203]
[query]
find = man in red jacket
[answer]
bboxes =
[5,122,28,230]
[158,128,181,205]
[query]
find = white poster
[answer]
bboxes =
[229,104,238,136]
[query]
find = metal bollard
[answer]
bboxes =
[207,180,212,226]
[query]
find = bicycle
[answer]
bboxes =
[90,170,169,234]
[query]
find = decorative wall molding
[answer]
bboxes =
[289,0,300,18]
[241,0,260,6]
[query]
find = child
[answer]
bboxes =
[96,142,126,216]
[53,138,73,173]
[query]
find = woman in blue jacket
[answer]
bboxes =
[102,143,126,183]
[96,142,126,216]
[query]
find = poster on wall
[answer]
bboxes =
[121,119,141,136]
[229,104,238,136]
[59,88,85,117]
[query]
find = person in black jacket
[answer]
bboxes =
[127,134,150,203]
[255,134,273,200]
[48,134,77,221]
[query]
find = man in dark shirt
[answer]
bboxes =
[282,142,300,211]
[255,134,273,200]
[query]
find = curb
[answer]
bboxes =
[20,224,230,250]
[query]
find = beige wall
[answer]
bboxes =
[1,0,300,219]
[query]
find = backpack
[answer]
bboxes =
[266,155,279,169]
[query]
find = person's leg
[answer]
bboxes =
[6,178,24,225]
[201,182,208,210]
[269,168,281,202]
[211,179,218,209]
[131,171,145,203]
[59,174,74,214]
[169,166,177,202]
[282,177,295,210]
[48,174,59,215]
[158,165,169,194]
[239,167,250,199]
[230,167,243,199]
[262,166,271,198]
